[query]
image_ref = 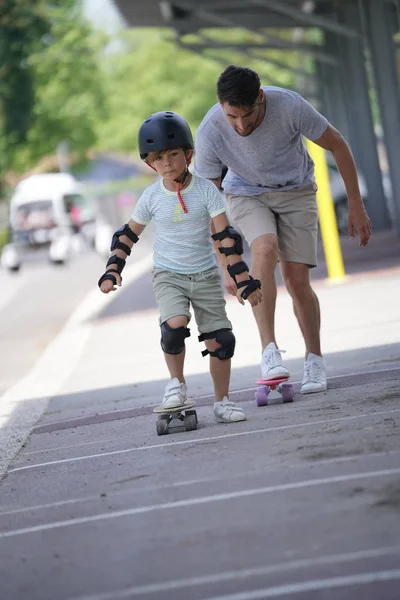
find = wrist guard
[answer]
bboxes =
[110,223,139,256]
[227,261,249,283]
[227,261,261,299]
[212,226,243,256]
[98,269,121,289]
[106,255,126,273]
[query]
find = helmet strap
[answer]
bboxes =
[174,149,193,214]
[143,150,193,214]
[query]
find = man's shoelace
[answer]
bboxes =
[263,348,286,367]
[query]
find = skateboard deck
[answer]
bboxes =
[255,377,294,406]
[153,400,196,414]
[153,401,197,436]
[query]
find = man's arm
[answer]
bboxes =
[208,177,222,190]
[313,124,372,246]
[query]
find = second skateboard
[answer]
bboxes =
[255,377,294,406]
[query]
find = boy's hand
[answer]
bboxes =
[223,269,237,296]
[99,272,121,293]
[236,284,262,307]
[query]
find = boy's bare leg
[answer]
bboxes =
[205,338,246,422]
[249,234,279,349]
[164,349,185,382]
[163,315,188,382]
[209,355,231,402]
[204,338,230,401]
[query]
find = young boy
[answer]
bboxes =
[98,111,262,423]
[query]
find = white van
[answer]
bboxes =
[1,173,94,272]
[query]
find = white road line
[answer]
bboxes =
[0,467,399,539]
[72,546,400,600]
[9,407,400,473]
[3,449,400,518]
[204,570,400,600]
[0,254,153,478]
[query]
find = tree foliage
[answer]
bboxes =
[95,28,306,155]
[0,0,105,178]
[0,5,316,182]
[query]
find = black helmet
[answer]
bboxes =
[138,111,194,159]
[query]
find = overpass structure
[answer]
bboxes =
[113,0,400,234]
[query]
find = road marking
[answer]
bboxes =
[73,546,400,599]
[2,449,400,518]
[205,570,400,600]
[9,408,400,473]
[0,467,399,539]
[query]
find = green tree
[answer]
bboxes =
[0,0,106,181]
[95,28,307,155]
[0,0,48,175]
[12,1,106,172]
[96,29,222,153]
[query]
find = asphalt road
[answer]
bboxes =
[0,251,106,398]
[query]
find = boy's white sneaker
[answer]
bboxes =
[261,342,290,379]
[162,377,187,408]
[214,397,246,423]
[301,353,327,394]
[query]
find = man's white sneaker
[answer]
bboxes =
[214,397,246,423]
[301,354,327,394]
[261,342,290,379]
[162,377,187,408]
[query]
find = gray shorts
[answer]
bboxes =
[226,184,319,267]
[152,266,232,334]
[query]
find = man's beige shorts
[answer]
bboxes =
[152,266,232,334]
[226,184,319,267]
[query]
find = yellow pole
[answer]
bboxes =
[307,140,346,282]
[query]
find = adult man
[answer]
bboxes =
[194,65,371,393]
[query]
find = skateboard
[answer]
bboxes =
[255,377,294,406]
[153,401,197,436]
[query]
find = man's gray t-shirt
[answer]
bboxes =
[194,86,329,196]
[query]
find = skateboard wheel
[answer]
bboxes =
[281,383,294,403]
[255,389,268,407]
[184,414,197,431]
[185,409,198,424]
[156,418,169,436]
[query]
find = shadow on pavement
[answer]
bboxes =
[24,342,400,434]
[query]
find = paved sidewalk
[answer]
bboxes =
[0,230,399,599]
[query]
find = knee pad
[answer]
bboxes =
[198,328,236,360]
[161,322,190,355]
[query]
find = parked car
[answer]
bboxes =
[1,173,95,272]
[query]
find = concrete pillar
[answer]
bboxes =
[336,1,391,231]
[364,0,400,234]
[318,32,351,142]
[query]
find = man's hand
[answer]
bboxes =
[223,269,237,296]
[348,203,372,247]
[100,272,122,294]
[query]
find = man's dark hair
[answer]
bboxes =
[217,65,261,107]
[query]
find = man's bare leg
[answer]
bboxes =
[250,235,290,379]
[280,260,326,393]
[279,261,321,356]
[250,234,279,350]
